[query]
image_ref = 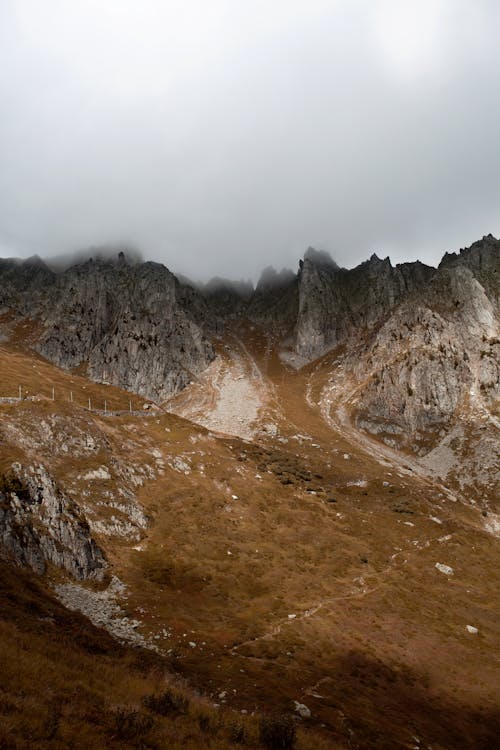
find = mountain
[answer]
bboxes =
[1,236,498,494]
[2,236,497,446]
[0,254,216,401]
[0,235,499,749]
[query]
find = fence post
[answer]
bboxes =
[104,400,107,415]
[52,386,55,401]
[88,397,91,410]
[18,385,22,400]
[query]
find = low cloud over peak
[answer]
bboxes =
[1,1,500,280]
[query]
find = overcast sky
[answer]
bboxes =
[1,0,499,281]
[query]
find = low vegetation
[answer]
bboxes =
[0,562,335,749]
[0,320,499,749]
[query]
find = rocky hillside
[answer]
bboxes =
[0,253,215,401]
[293,249,435,360]
[0,462,105,579]
[0,243,499,748]
[345,237,499,451]
[1,235,498,455]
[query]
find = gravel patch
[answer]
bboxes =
[54,576,160,650]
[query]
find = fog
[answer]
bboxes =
[1,1,499,281]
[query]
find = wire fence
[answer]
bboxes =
[0,387,162,417]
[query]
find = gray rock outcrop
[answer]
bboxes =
[0,254,215,401]
[0,463,105,579]
[1,237,498,454]
[349,241,499,449]
[294,252,435,359]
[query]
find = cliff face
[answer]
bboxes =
[294,253,435,359]
[0,463,105,580]
[345,241,499,451]
[0,255,56,315]
[439,233,499,310]
[40,261,216,400]
[0,255,215,401]
[0,237,498,451]
[246,267,299,339]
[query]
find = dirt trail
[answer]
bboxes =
[229,529,451,661]
[162,332,469,671]
[311,362,463,505]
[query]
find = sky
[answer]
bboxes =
[1,0,499,281]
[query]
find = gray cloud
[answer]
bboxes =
[1,0,499,281]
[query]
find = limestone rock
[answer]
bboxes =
[0,463,105,579]
[0,254,215,401]
[1,238,498,457]
[352,247,499,449]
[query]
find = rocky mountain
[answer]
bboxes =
[0,235,499,750]
[0,235,498,450]
[345,237,499,452]
[0,253,216,401]
[0,463,105,579]
[293,251,435,359]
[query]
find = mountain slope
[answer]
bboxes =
[0,255,215,400]
[0,236,499,748]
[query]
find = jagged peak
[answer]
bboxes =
[303,247,339,269]
[438,251,457,267]
[22,254,49,269]
[256,265,296,291]
[354,253,392,272]
[439,233,500,268]
[396,259,434,274]
[368,252,391,265]
[45,245,143,271]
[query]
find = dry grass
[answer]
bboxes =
[1,324,499,749]
[0,562,340,749]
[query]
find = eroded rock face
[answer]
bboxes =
[350,248,499,449]
[0,237,498,453]
[353,306,474,446]
[294,253,435,360]
[246,267,299,338]
[0,256,215,401]
[0,255,56,314]
[41,261,216,400]
[439,233,499,310]
[0,464,105,579]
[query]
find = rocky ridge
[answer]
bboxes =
[0,254,216,401]
[0,235,498,453]
[0,238,499,749]
[348,240,499,450]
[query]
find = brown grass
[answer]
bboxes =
[0,562,339,749]
[1,323,499,749]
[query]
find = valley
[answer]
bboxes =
[0,238,498,748]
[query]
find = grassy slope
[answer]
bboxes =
[0,321,499,749]
[0,561,338,750]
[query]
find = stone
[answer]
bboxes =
[0,255,216,401]
[293,701,311,718]
[435,563,454,576]
[0,463,105,579]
